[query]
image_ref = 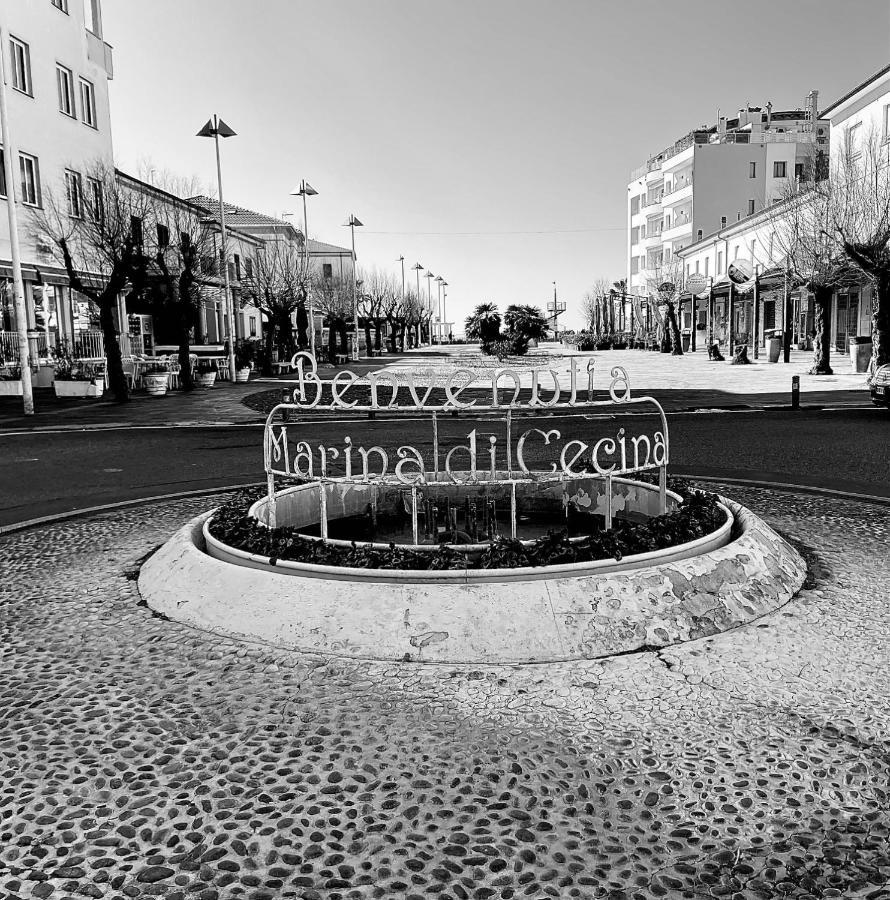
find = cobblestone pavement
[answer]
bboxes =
[2,485,890,900]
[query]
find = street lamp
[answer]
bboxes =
[291,180,319,356]
[397,256,406,299]
[343,214,363,360]
[441,280,449,342]
[197,115,238,383]
[435,275,444,344]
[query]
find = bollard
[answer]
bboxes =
[791,375,800,410]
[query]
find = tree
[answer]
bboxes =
[827,127,890,377]
[582,277,612,333]
[464,303,501,343]
[33,161,150,402]
[135,169,216,392]
[645,259,684,355]
[358,268,396,353]
[504,304,547,341]
[240,239,311,372]
[312,273,353,363]
[772,186,853,375]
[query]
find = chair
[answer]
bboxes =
[167,359,181,390]
[217,357,230,381]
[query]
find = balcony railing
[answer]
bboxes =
[711,130,816,145]
[642,193,663,209]
[0,329,134,363]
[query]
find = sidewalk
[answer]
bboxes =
[0,346,872,431]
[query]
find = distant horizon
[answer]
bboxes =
[102,0,889,332]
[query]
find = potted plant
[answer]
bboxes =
[51,342,103,399]
[0,350,23,397]
[142,361,169,397]
[194,359,218,388]
[234,340,255,383]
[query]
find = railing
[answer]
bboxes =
[73,330,105,359]
[663,178,692,198]
[642,193,663,209]
[1,331,19,360]
[712,131,816,145]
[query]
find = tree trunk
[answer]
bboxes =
[261,320,275,376]
[810,285,833,375]
[374,319,382,351]
[666,301,684,356]
[296,302,309,350]
[177,310,194,391]
[364,322,373,356]
[871,272,890,377]
[386,319,397,352]
[328,321,339,364]
[277,312,296,363]
[338,322,348,356]
[97,297,129,402]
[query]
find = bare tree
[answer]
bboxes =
[582,277,612,333]
[240,239,311,372]
[358,267,397,353]
[827,127,890,377]
[312,273,353,363]
[32,160,150,401]
[772,186,853,375]
[134,169,216,391]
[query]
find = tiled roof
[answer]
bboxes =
[308,238,352,256]
[188,196,295,229]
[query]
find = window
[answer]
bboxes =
[720,216,727,229]
[0,146,6,198]
[846,122,862,161]
[244,257,253,278]
[704,257,710,277]
[65,169,83,218]
[57,65,76,117]
[51,0,69,11]
[322,263,333,280]
[631,226,640,245]
[227,261,236,281]
[19,153,40,206]
[794,163,804,180]
[696,229,703,241]
[630,195,640,216]
[234,254,241,280]
[80,79,97,128]
[884,104,890,142]
[130,215,143,245]
[749,162,756,178]
[733,245,739,260]
[773,161,787,178]
[10,37,32,96]
[87,177,103,222]
[717,250,724,273]
[156,223,170,249]
[695,260,700,274]
[748,199,756,215]
[630,257,639,275]
[249,316,257,337]
[85,0,102,37]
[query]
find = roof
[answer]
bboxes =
[820,62,890,119]
[307,238,352,257]
[188,196,297,230]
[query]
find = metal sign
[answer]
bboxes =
[686,273,710,294]
[727,259,754,285]
[261,352,671,536]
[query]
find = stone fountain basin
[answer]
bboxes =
[139,485,806,663]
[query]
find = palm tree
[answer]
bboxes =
[464,303,501,343]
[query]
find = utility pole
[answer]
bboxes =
[0,29,34,414]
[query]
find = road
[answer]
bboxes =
[1,407,888,526]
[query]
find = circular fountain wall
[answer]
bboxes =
[138,355,806,662]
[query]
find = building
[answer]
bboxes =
[1,0,115,361]
[627,94,829,299]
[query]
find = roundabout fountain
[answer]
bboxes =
[140,353,806,662]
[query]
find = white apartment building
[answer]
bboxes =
[627,94,829,299]
[1,0,115,359]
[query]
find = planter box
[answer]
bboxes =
[143,373,169,397]
[54,380,103,399]
[767,335,782,363]
[195,371,217,389]
[0,380,24,397]
[850,336,873,373]
[234,367,251,383]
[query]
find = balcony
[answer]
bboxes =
[86,30,114,78]
[641,192,663,209]
[711,130,816,146]
[630,158,662,180]
[640,230,663,248]
[662,219,693,242]
[662,182,693,206]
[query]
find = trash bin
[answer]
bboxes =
[850,335,873,373]
[767,331,782,363]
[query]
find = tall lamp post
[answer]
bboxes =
[344,214,363,360]
[435,275,444,344]
[197,115,237,382]
[0,29,34,414]
[441,281,448,341]
[411,262,423,338]
[291,180,319,356]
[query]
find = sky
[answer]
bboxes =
[102,0,889,332]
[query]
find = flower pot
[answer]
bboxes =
[143,372,169,397]
[35,365,55,388]
[195,371,217,389]
[0,379,24,397]
[235,367,251,383]
[849,336,873,373]
[54,379,103,399]
[767,334,782,363]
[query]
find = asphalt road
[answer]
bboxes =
[1,407,888,527]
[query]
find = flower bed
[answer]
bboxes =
[207,481,726,572]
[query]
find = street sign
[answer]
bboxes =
[727,259,754,285]
[686,273,710,294]
[658,282,675,294]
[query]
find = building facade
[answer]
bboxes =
[627,95,829,300]
[1,0,115,360]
